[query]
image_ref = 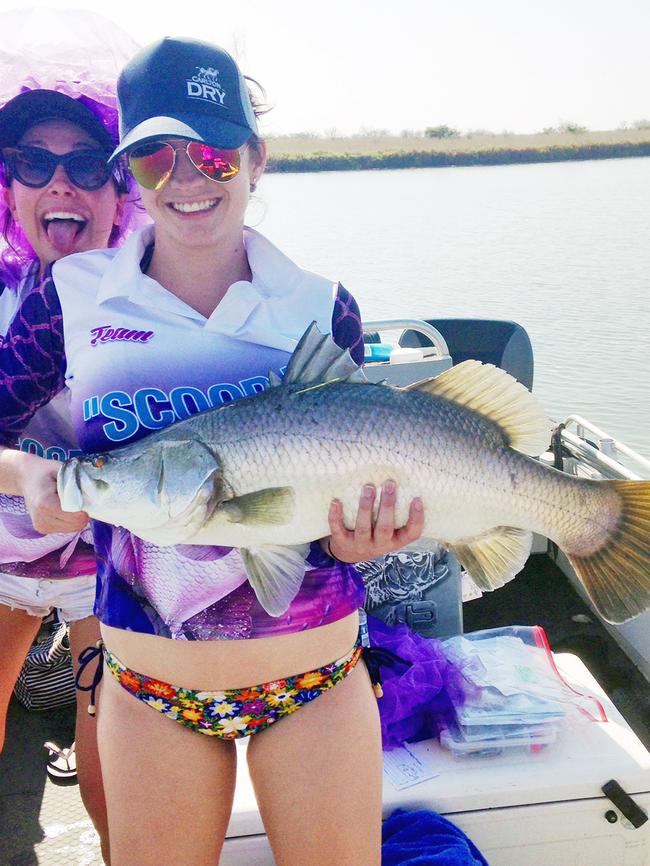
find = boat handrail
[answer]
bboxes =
[559,415,650,480]
[362,319,450,360]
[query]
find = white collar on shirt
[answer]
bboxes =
[93,225,336,353]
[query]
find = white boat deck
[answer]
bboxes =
[2,589,648,866]
[217,653,650,866]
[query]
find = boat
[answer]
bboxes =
[1,318,648,865]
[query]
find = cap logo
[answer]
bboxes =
[187,66,226,106]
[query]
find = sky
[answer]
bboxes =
[0,0,649,137]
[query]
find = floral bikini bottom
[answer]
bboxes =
[103,641,363,739]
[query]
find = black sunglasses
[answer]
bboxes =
[2,146,122,192]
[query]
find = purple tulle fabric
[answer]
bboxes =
[0,9,148,284]
[366,616,466,750]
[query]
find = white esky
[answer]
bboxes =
[1,0,649,137]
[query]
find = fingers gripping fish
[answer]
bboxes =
[58,323,650,624]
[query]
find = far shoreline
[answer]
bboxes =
[264,129,650,173]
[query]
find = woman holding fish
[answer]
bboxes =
[0,44,144,860]
[0,37,424,866]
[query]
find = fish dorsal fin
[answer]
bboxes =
[449,527,533,591]
[407,361,552,456]
[283,322,368,386]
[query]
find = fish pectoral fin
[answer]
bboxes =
[220,487,295,526]
[449,527,533,591]
[240,544,310,616]
[406,361,553,456]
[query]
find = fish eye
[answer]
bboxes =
[92,456,107,468]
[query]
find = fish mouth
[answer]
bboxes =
[57,459,84,513]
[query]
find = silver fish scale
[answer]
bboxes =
[65,369,630,573]
[197,381,572,548]
[62,355,649,625]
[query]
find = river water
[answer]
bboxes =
[256,156,650,458]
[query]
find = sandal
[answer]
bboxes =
[44,740,77,780]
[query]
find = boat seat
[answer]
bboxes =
[399,318,534,391]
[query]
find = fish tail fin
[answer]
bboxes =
[567,480,650,624]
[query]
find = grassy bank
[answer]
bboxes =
[265,129,650,173]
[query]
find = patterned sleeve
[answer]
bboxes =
[313,283,365,566]
[0,268,66,447]
[331,282,364,366]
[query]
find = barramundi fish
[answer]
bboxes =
[57,324,650,624]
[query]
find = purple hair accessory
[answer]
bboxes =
[0,9,147,285]
[366,615,467,750]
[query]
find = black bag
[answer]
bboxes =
[357,545,463,639]
[13,615,76,711]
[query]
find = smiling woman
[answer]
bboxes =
[0,81,143,865]
[0,37,424,866]
[0,89,138,286]
[2,118,126,268]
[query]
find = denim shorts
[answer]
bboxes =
[0,572,96,622]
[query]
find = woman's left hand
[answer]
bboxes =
[325,480,424,564]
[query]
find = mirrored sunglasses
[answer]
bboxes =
[127,140,242,190]
[2,146,115,191]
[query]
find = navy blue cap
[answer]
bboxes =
[111,37,258,159]
[0,90,115,151]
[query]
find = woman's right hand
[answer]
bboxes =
[19,454,89,534]
[326,480,424,564]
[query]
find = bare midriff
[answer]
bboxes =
[101,611,360,690]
